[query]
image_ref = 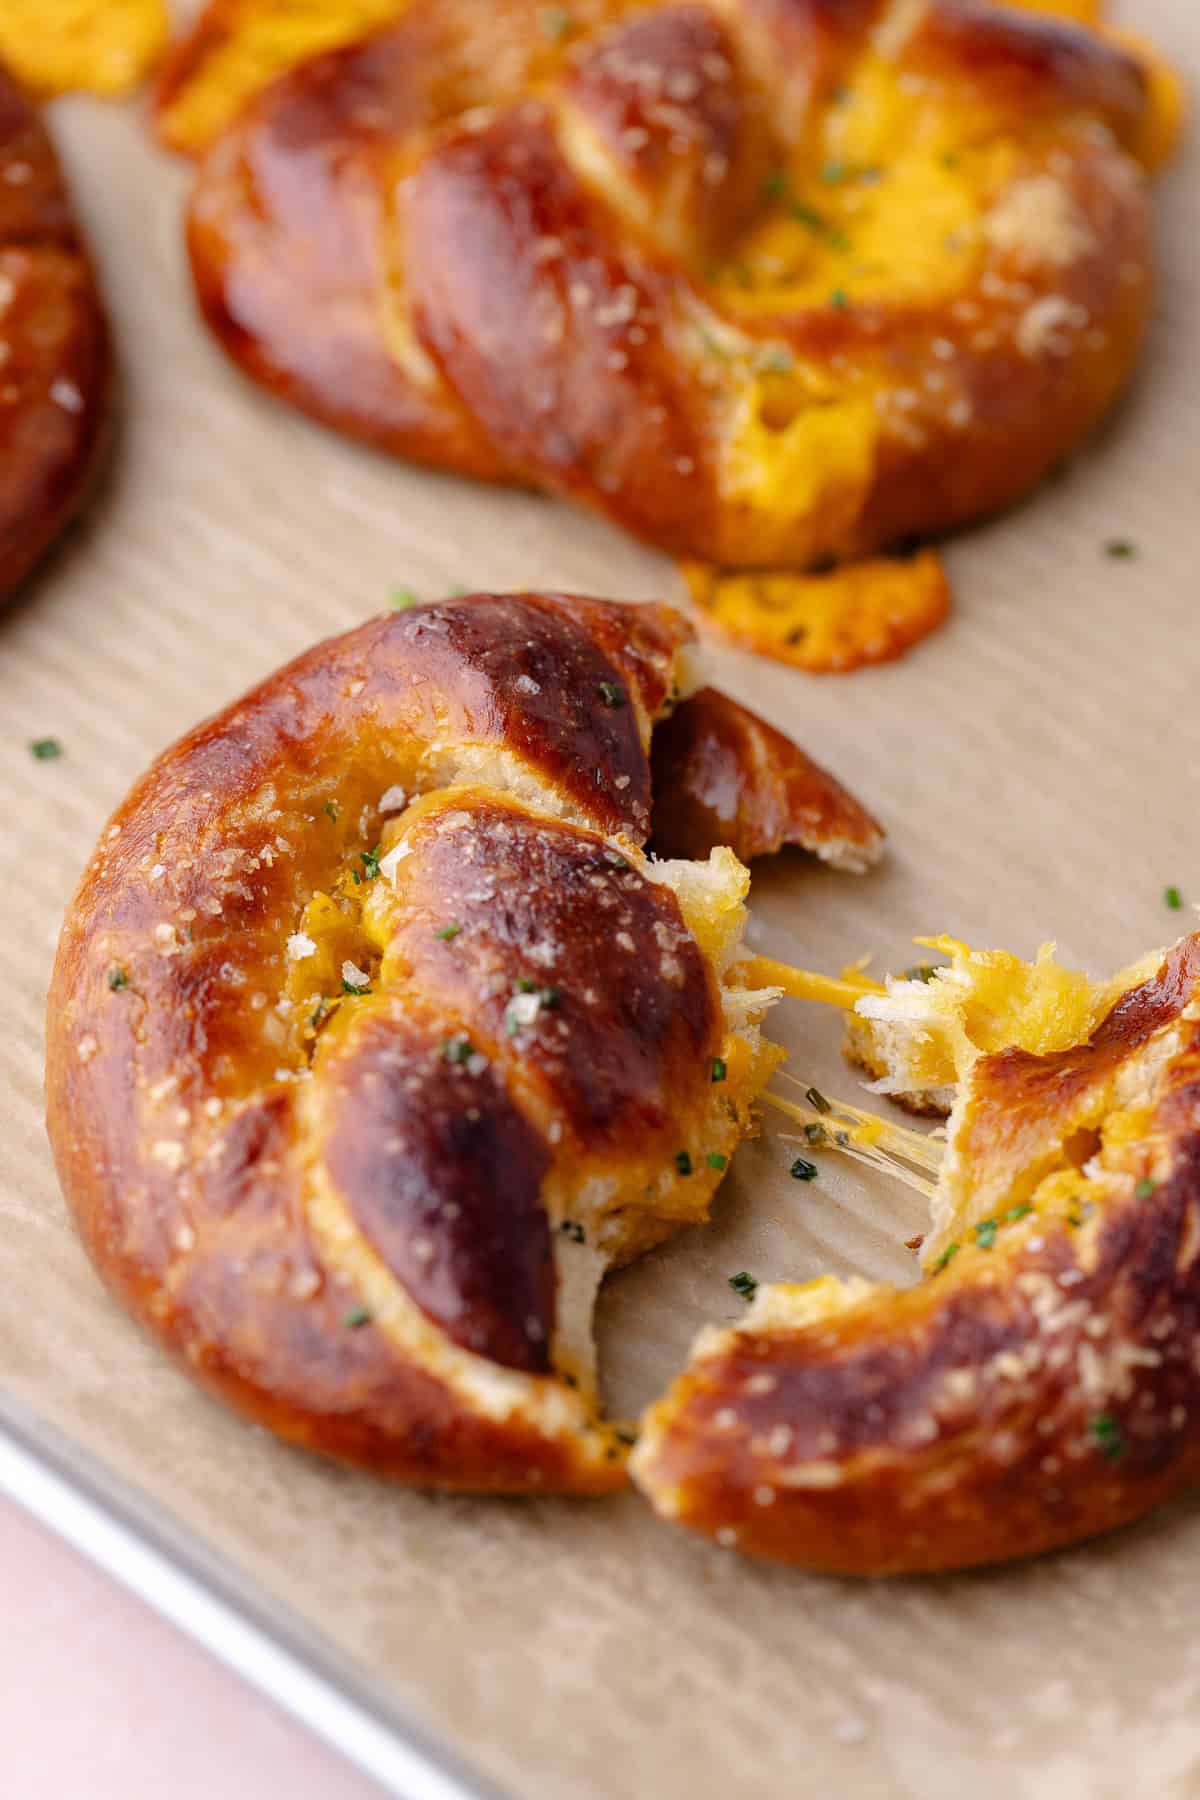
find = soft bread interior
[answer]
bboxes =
[746,935,1183,1335]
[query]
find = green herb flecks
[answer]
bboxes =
[806,1086,831,1114]
[711,1057,727,1083]
[707,1152,729,1171]
[934,1241,960,1272]
[107,966,129,992]
[441,1035,473,1064]
[29,738,62,760]
[323,800,340,823]
[974,1218,998,1249]
[1135,1178,1155,1201]
[676,1150,694,1177]
[1164,886,1184,911]
[539,5,572,37]
[390,588,420,609]
[1105,540,1137,560]
[729,1270,758,1302]
[560,1220,586,1244]
[341,977,371,996]
[1090,1413,1124,1461]
[352,844,382,885]
[790,1157,818,1182]
[435,923,463,941]
[343,1306,372,1330]
[597,680,627,708]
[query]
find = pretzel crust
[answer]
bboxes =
[633,938,1200,1572]
[45,593,870,1492]
[181,0,1167,568]
[0,68,110,604]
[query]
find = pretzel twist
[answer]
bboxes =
[0,67,110,603]
[182,0,1167,567]
[46,592,879,1492]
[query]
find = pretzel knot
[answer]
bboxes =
[180,0,1174,568]
[46,593,880,1494]
[0,69,110,605]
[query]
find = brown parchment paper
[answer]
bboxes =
[3,6,1199,1794]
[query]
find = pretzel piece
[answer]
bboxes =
[0,68,111,605]
[179,0,1174,570]
[634,934,1200,1572]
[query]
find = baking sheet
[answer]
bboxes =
[2,6,1199,1794]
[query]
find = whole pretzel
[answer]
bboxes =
[0,67,110,604]
[180,0,1167,568]
[46,592,878,1494]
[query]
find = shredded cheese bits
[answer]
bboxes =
[682,551,951,674]
[0,0,168,97]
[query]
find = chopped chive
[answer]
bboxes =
[711,1057,727,1083]
[390,588,419,608]
[560,1220,585,1243]
[729,1270,758,1301]
[441,1036,473,1063]
[323,800,340,822]
[310,997,328,1030]
[341,978,371,996]
[903,964,937,983]
[803,1121,827,1147]
[358,845,382,882]
[343,1306,372,1329]
[515,976,537,993]
[1135,1178,1155,1201]
[763,169,788,200]
[107,966,128,991]
[539,985,562,1009]
[821,161,846,184]
[934,1241,960,1271]
[974,1218,998,1249]
[1164,886,1183,910]
[830,287,850,310]
[676,1150,694,1176]
[1105,540,1136,560]
[597,680,627,708]
[1006,1202,1033,1222]
[1089,1413,1124,1461]
[435,922,462,941]
[707,1151,728,1171]
[29,738,62,760]
[613,1427,639,1446]
[790,1157,818,1182]
[805,1086,831,1114]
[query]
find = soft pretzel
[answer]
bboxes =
[178,0,1175,570]
[0,67,110,605]
[634,933,1200,1572]
[45,591,878,1493]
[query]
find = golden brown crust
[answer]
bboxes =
[633,938,1200,1572]
[0,67,110,604]
[46,592,871,1492]
[181,0,1165,567]
[650,684,884,868]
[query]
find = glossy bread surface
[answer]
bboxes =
[0,67,110,603]
[183,0,1166,567]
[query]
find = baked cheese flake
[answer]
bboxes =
[681,550,951,674]
[0,0,168,97]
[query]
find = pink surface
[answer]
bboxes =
[0,1496,382,1797]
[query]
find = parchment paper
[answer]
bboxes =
[2,6,1198,1793]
